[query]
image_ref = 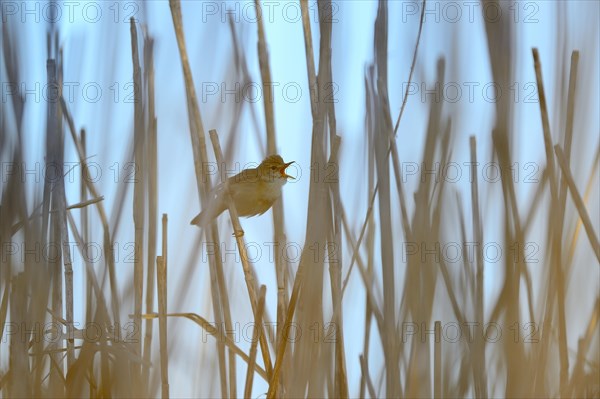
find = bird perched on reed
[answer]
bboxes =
[190,155,294,227]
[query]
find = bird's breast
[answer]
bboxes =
[229,180,283,217]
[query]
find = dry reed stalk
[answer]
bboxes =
[244,285,267,399]
[558,51,579,223]
[142,34,158,386]
[360,89,376,398]
[208,129,273,377]
[168,2,230,395]
[490,128,527,397]
[48,56,75,374]
[387,0,426,240]
[558,50,581,281]
[2,2,598,397]
[434,321,441,399]
[254,0,289,357]
[554,145,600,261]
[341,0,425,302]
[568,297,599,396]
[565,147,600,267]
[326,136,349,398]
[267,186,336,396]
[469,136,487,398]
[532,48,569,395]
[158,216,170,399]
[130,19,146,389]
[142,312,270,381]
[306,4,342,387]
[340,209,383,326]
[59,97,121,322]
[482,19,521,398]
[254,0,276,155]
[359,354,377,399]
[403,59,445,398]
[288,0,335,395]
[373,4,399,394]
[522,170,549,234]
[65,209,113,396]
[300,0,317,118]
[46,58,64,396]
[266,261,302,398]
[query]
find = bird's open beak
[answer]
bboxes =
[280,161,295,179]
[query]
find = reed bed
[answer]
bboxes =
[0,0,598,398]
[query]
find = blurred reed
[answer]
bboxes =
[0,0,598,398]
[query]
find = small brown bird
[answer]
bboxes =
[190,155,294,227]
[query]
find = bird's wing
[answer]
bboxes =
[229,168,260,186]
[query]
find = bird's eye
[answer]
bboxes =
[271,166,277,170]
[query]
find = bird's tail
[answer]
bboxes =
[190,196,226,227]
[190,210,206,227]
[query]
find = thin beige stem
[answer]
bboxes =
[244,285,267,399]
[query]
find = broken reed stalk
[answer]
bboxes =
[142,34,158,386]
[558,51,579,228]
[168,1,231,394]
[130,19,146,387]
[47,58,75,372]
[532,48,569,393]
[300,0,317,118]
[208,129,274,378]
[45,59,62,395]
[469,136,487,397]
[254,0,276,154]
[255,0,289,350]
[244,285,267,399]
[158,214,169,399]
[373,2,400,396]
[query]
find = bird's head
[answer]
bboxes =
[258,155,295,182]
